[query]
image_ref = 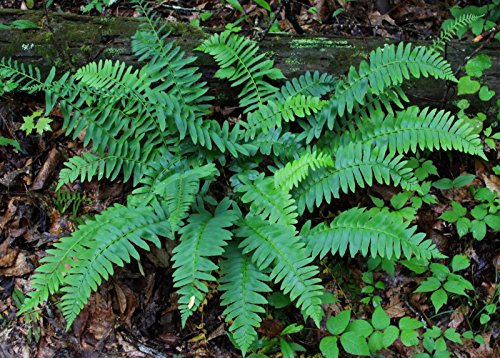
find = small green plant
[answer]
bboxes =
[432,173,475,190]
[11,289,41,344]
[360,271,385,307]
[20,109,53,136]
[53,189,91,220]
[320,307,399,357]
[440,187,500,240]
[415,255,473,312]
[246,323,306,358]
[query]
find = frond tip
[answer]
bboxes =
[301,207,443,260]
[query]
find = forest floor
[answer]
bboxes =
[0,0,499,357]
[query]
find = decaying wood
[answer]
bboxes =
[0,8,498,109]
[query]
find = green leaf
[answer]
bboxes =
[368,331,383,352]
[390,191,412,210]
[401,329,420,347]
[479,86,495,101]
[281,324,303,335]
[320,336,339,358]
[346,319,373,338]
[452,174,475,188]
[399,317,424,330]
[35,117,53,135]
[254,0,271,11]
[382,325,400,347]
[415,277,441,292]
[279,338,295,358]
[444,328,462,344]
[7,19,39,30]
[485,214,500,231]
[432,178,453,190]
[371,306,390,330]
[340,332,370,356]
[443,278,471,296]
[0,136,21,152]
[465,54,492,77]
[471,220,487,240]
[225,0,244,12]
[430,263,450,280]
[457,76,480,95]
[326,310,351,335]
[268,292,291,308]
[456,217,471,237]
[451,255,470,272]
[430,288,448,312]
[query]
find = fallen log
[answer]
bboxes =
[0,8,498,109]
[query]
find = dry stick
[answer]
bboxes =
[257,1,285,42]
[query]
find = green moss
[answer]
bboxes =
[290,38,354,49]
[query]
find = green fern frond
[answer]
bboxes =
[153,164,218,234]
[301,207,442,260]
[243,95,325,140]
[0,58,49,93]
[196,31,285,112]
[275,70,336,100]
[252,127,302,159]
[188,120,255,157]
[294,143,419,214]
[19,203,169,328]
[321,42,456,128]
[172,199,238,326]
[335,106,486,158]
[132,0,212,137]
[237,173,298,226]
[220,243,271,355]
[274,150,334,191]
[236,216,324,325]
[432,14,482,52]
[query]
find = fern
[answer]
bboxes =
[171,199,238,325]
[320,42,456,129]
[237,173,298,226]
[274,150,334,191]
[432,14,482,53]
[294,143,419,214]
[4,6,485,355]
[153,164,218,235]
[301,207,442,260]
[236,216,324,325]
[334,106,486,159]
[196,31,285,112]
[220,243,271,355]
[19,203,169,328]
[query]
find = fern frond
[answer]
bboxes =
[432,14,482,53]
[252,127,302,159]
[321,42,456,128]
[20,203,169,328]
[336,106,486,158]
[188,120,255,157]
[243,95,325,140]
[0,58,47,93]
[154,164,218,234]
[196,31,284,112]
[275,70,336,100]
[274,150,334,191]
[236,216,324,325]
[132,0,212,137]
[301,207,442,260]
[294,143,419,214]
[237,173,298,225]
[172,199,238,326]
[220,243,271,355]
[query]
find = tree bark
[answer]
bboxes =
[1,8,498,109]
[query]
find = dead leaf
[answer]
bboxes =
[0,240,19,268]
[0,251,34,276]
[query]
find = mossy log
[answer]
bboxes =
[0,8,499,110]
